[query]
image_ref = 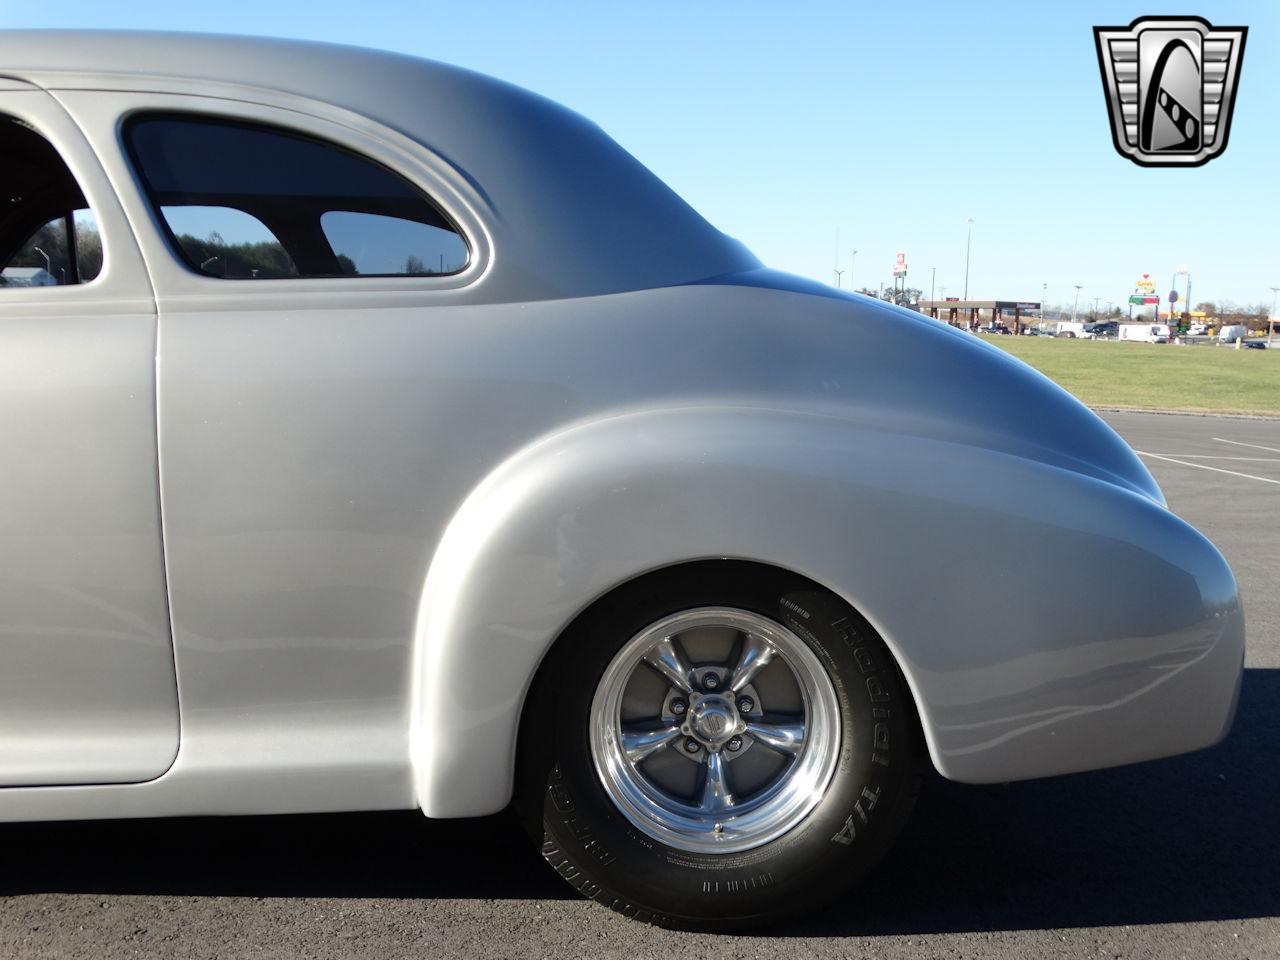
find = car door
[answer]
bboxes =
[0,81,178,785]
[47,87,491,786]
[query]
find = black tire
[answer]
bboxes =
[516,564,922,931]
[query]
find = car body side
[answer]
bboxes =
[0,32,1242,823]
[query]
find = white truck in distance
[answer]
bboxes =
[1119,323,1170,343]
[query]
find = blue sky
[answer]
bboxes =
[4,1,1276,311]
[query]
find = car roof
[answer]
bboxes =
[0,30,759,302]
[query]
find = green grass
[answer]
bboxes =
[985,336,1279,416]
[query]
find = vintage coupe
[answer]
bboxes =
[0,31,1242,929]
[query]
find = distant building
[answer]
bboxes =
[918,299,1043,334]
[0,266,57,287]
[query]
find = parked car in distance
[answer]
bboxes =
[1219,324,1249,343]
[1188,322,1209,336]
[0,31,1244,931]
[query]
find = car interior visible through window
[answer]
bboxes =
[0,115,103,288]
[125,114,470,280]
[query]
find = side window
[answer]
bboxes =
[125,115,469,280]
[0,116,104,288]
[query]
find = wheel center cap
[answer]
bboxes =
[689,697,736,745]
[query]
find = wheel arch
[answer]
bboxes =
[407,407,944,818]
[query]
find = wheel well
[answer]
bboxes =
[513,558,927,818]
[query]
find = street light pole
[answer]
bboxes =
[1173,267,1191,332]
[851,250,858,291]
[1269,287,1279,347]
[1042,282,1048,325]
[32,245,51,273]
[833,268,844,289]
[1072,284,1082,322]
[963,218,974,300]
[1091,296,1101,319]
[930,266,936,305]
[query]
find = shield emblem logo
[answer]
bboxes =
[1094,16,1247,167]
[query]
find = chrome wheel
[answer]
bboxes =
[589,607,841,854]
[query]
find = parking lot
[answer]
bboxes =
[1,410,1276,960]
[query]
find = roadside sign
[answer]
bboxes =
[1169,290,1179,304]
[1129,295,1145,305]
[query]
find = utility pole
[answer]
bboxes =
[930,266,936,305]
[1072,284,1083,322]
[963,218,974,300]
[1042,282,1048,325]
[1091,296,1101,319]
[851,250,858,291]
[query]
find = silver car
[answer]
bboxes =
[0,31,1242,930]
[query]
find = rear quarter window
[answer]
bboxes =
[124,114,469,279]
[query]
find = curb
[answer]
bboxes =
[1091,406,1280,422]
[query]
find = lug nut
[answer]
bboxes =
[737,696,754,713]
[727,736,743,752]
[685,738,701,754]
[670,698,688,716]
[703,673,720,691]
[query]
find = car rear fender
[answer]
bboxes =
[409,406,1242,817]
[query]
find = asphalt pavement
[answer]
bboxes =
[1,410,1277,960]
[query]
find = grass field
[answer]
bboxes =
[986,336,1279,417]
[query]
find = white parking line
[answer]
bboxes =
[1214,437,1280,454]
[1138,454,1280,462]
[1135,451,1280,486]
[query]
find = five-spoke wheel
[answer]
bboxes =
[590,607,841,853]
